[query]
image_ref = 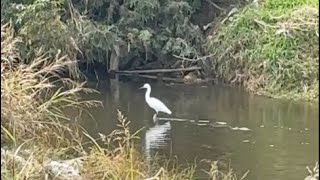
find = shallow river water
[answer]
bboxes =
[79,79,319,180]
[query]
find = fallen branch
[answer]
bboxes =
[119,73,185,83]
[205,0,226,12]
[115,66,201,74]
[173,54,215,62]
[119,73,215,84]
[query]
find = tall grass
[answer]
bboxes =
[1,22,100,144]
[81,110,195,179]
[305,162,319,180]
[1,22,101,179]
[206,0,319,101]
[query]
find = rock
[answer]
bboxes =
[43,158,84,180]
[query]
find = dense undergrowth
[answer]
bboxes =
[1,23,249,180]
[207,0,319,101]
[1,0,215,76]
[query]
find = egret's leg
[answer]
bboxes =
[153,113,158,122]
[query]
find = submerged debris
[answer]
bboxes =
[230,127,252,131]
[216,121,227,125]
[197,123,208,126]
[305,162,319,180]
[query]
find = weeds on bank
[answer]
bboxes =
[1,22,100,179]
[1,107,244,180]
[305,162,319,180]
[207,0,319,101]
[1,22,100,145]
[202,160,249,180]
[80,110,250,180]
[82,109,197,180]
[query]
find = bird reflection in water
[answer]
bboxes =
[144,120,171,168]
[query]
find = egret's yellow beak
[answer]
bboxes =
[139,86,144,89]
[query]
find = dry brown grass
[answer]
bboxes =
[305,162,319,180]
[1,22,100,179]
[1,22,100,143]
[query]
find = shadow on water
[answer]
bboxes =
[79,79,319,180]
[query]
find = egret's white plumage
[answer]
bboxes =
[140,83,172,116]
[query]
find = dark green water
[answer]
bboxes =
[80,79,319,180]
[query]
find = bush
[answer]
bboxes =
[1,0,206,75]
[206,0,319,101]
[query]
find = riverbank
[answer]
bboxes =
[206,0,319,101]
[1,23,245,180]
[1,0,318,102]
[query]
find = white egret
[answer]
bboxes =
[139,83,172,120]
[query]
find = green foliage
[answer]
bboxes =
[1,0,205,74]
[265,0,318,9]
[1,22,101,144]
[206,0,319,101]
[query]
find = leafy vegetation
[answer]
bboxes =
[1,0,209,77]
[206,0,319,101]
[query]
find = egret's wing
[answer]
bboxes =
[149,97,172,114]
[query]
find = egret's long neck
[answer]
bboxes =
[145,87,151,100]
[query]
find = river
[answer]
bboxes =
[79,79,319,180]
